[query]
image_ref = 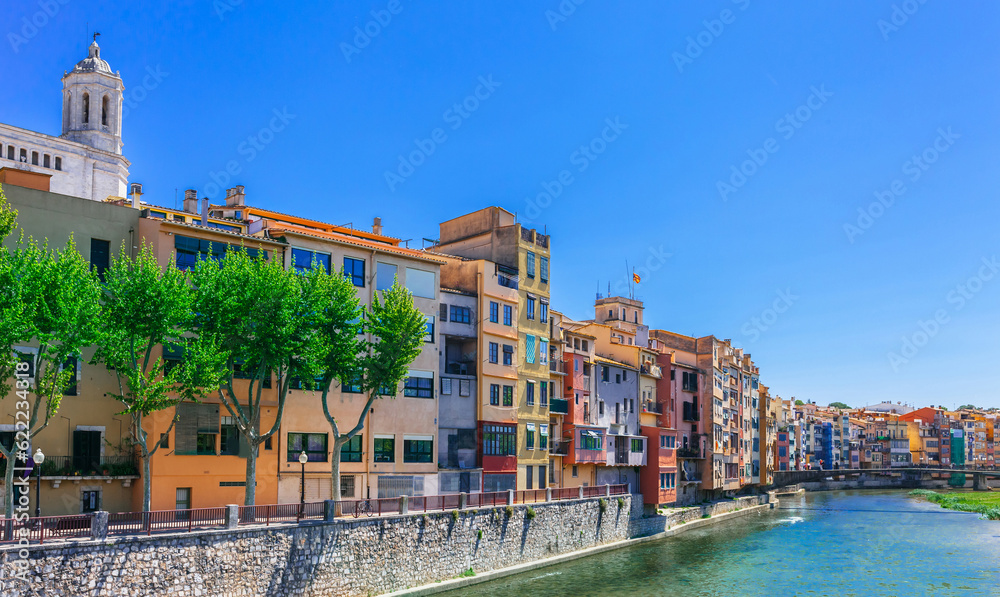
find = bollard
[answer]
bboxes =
[225,504,239,529]
[90,511,109,540]
[605,484,611,497]
[323,500,338,522]
[545,488,552,502]
[506,489,515,506]
[578,486,584,499]
[399,495,409,515]
[459,492,468,510]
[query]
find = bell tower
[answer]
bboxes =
[61,35,124,155]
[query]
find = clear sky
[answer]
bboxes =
[3,1,999,409]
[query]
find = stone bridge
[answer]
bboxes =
[771,468,1000,491]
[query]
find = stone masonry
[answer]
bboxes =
[0,495,633,597]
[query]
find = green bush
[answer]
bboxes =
[477,529,483,539]
[598,498,608,513]
[451,510,459,521]
[526,507,536,520]
[701,513,711,519]
[616,497,625,509]
[504,505,513,517]
[457,568,475,578]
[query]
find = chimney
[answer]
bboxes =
[372,217,383,235]
[201,197,209,226]
[226,185,246,207]
[129,183,143,208]
[183,189,198,214]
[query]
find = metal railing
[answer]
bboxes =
[238,503,325,526]
[109,507,227,536]
[0,514,93,544]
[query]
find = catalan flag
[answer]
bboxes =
[633,273,641,284]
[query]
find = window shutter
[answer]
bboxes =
[175,403,199,455]
[198,404,220,433]
[439,303,448,321]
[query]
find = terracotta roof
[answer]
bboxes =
[264,222,445,264]
[593,355,638,370]
[158,219,283,246]
[210,204,403,244]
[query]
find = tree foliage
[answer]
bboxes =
[829,401,850,410]
[95,243,223,511]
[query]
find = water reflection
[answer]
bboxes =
[439,491,999,597]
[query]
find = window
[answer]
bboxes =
[90,238,110,282]
[341,435,363,462]
[580,431,603,450]
[19,148,27,163]
[459,379,471,396]
[376,262,398,290]
[540,302,548,323]
[292,248,331,274]
[659,473,675,489]
[526,465,533,489]
[424,316,435,343]
[526,382,535,406]
[503,385,513,407]
[288,432,328,462]
[83,92,90,123]
[631,438,643,453]
[341,475,356,498]
[572,465,578,478]
[599,401,605,416]
[441,378,452,395]
[602,366,609,382]
[5,146,11,160]
[374,436,395,462]
[403,436,433,463]
[489,342,498,364]
[102,95,109,126]
[43,154,50,168]
[622,370,628,381]
[62,357,79,396]
[615,374,621,384]
[539,339,548,365]
[196,433,216,455]
[55,156,62,170]
[31,151,38,166]
[482,424,516,456]
[220,417,240,455]
[540,256,549,283]
[80,489,101,513]
[340,374,363,393]
[450,305,471,324]
[404,371,434,398]
[502,344,513,366]
[489,301,499,323]
[526,251,536,278]
[682,371,698,392]
[343,257,365,286]
[174,235,265,270]
[503,305,513,326]
[525,335,536,364]
[526,297,536,320]
[540,381,548,407]
[175,488,191,511]
[490,384,500,406]
[540,424,548,450]
[405,267,435,298]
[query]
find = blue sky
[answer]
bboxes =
[3,1,999,409]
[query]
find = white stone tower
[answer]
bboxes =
[61,38,124,155]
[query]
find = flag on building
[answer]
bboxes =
[633,273,641,284]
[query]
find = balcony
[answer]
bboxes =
[642,401,663,415]
[682,401,700,422]
[444,360,476,376]
[549,358,564,374]
[2,454,141,486]
[549,440,570,456]
[550,398,569,415]
[640,364,662,379]
[676,447,703,459]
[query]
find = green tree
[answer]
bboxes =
[94,244,223,512]
[190,248,324,505]
[957,404,977,411]
[829,401,850,410]
[0,233,102,519]
[314,282,426,503]
[795,399,805,406]
[0,184,15,239]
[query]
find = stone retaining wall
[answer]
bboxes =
[629,494,771,538]
[1,496,633,597]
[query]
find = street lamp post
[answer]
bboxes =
[298,451,308,519]
[33,448,45,518]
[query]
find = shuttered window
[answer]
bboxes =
[175,403,220,455]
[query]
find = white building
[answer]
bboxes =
[0,39,129,201]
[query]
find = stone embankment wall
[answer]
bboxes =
[629,494,771,538]
[1,495,633,597]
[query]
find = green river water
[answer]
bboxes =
[438,490,1000,597]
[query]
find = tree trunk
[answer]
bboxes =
[331,440,343,504]
[244,445,257,506]
[3,453,15,520]
[142,455,152,512]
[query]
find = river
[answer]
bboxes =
[438,490,1000,597]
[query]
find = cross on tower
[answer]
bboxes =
[93,31,100,43]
